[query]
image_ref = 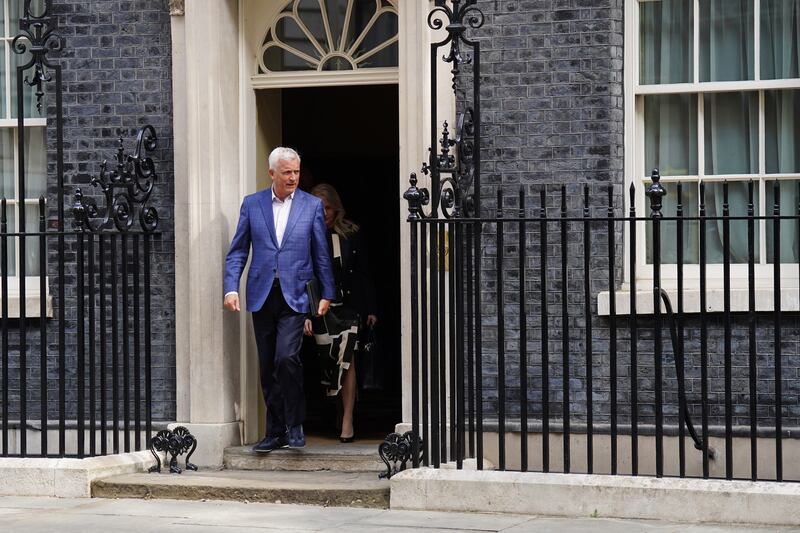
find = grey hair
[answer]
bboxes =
[268,147,301,171]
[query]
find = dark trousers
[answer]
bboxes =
[252,280,306,437]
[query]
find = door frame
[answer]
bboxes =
[237,0,448,443]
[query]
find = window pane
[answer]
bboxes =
[703,181,759,264]
[765,90,800,174]
[761,0,800,79]
[276,15,321,61]
[766,180,799,263]
[1,205,15,277]
[10,46,43,118]
[644,94,697,176]
[9,0,45,34]
[700,0,754,81]
[345,0,380,51]
[262,43,316,72]
[354,39,397,68]
[0,128,12,199]
[297,0,329,53]
[352,12,397,64]
[640,0,693,84]
[24,126,45,198]
[647,181,699,264]
[21,201,40,276]
[323,0,348,49]
[704,92,758,175]
[0,42,6,118]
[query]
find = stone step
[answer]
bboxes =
[92,470,390,508]
[223,437,385,473]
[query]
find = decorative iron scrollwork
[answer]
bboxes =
[406,0,482,222]
[11,0,64,114]
[428,0,484,89]
[73,125,160,233]
[148,426,198,474]
[378,431,423,479]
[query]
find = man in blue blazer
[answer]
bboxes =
[224,147,335,452]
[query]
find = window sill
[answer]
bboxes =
[0,292,54,318]
[598,286,800,316]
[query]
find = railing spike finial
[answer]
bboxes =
[646,168,666,218]
[404,173,429,221]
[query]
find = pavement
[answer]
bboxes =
[0,496,797,532]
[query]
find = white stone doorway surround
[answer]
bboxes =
[170,0,449,466]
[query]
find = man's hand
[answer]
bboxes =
[304,319,313,336]
[318,298,331,316]
[224,293,240,312]
[367,314,378,328]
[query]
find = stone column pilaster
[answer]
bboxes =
[171,0,242,467]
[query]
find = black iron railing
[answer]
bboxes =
[0,1,160,458]
[405,173,800,482]
[395,0,800,483]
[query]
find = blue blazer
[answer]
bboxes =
[224,188,336,313]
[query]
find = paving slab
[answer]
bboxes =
[92,469,389,508]
[0,497,794,533]
[223,437,385,473]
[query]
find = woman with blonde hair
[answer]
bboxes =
[305,183,378,442]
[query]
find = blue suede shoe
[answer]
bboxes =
[287,425,305,448]
[252,434,288,453]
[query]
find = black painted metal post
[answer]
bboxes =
[560,185,570,473]
[100,235,108,455]
[628,183,638,476]
[448,214,457,466]
[404,174,422,468]
[646,169,665,478]
[421,222,429,466]
[16,53,28,459]
[747,180,757,480]
[519,186,528,472]
[699,182,709,478]
[133,235,141,450]
[144,233,153,445]
[111,234,120,454]
[88,233,96,456]
[583,185,593,474]
[430,219,441,468]
[773,181,783,482]
[676,184,686,477]
[607,186,617,475]
[455,218,465,468]
[496,189,506,471]
[77,231,86,458]
[1,199,8,456]
[466,222,474,459]
[722,182,733,480]
[540,189,549,473]
[438,219,447,463]
[475,219,484,470]
[38,198,47,456]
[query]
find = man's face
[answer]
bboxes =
[269,158,300,199]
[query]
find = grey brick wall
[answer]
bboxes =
[450,0,800,434]
[3,0,176,424]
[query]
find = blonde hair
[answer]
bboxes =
[311,183,359,238]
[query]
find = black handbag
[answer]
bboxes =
[359,325,384,391]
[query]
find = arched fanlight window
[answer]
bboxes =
[259,0,398,73]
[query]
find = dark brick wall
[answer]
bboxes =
[453,0,800,434]
[3,0,175,425]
